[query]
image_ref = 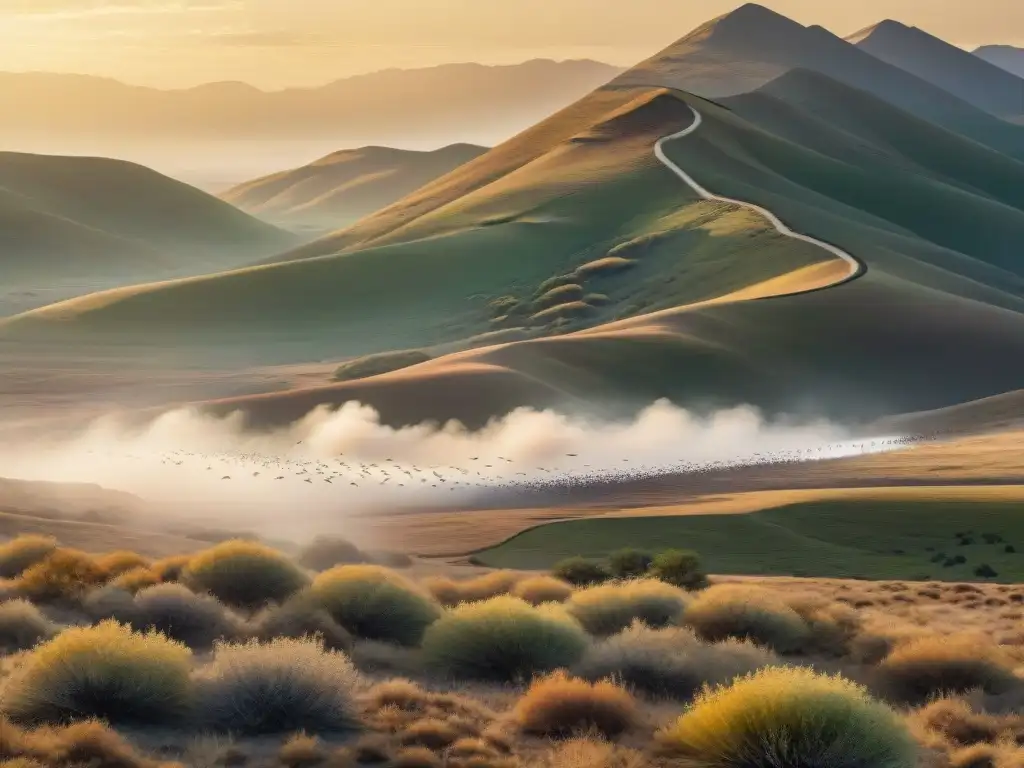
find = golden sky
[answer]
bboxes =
[2,0,1023,88]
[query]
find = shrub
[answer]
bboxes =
[424,571,523,607]
[150,555,191,582]
[606,549,653,580]
[421,596,589,682]
[574,623,777,700]
[370,551,415,569]
[566,579,689,637]
[95,551,149,576]
[298,536,369,571]
[682,585,809,652]
[552,558,610,587]
[17,549,109,602]
[0,716,180,768]
[512,576,573,606]
[513,671,636,738]
[0,600,57,652]
[81,585,138,623]
[1,620,193,725]
[279,733,326,768]
[392,747,441,768]
[648,549,708,589]
[657,667,917,768]
[110,567,161,594]
[400,718,461,749]
[195,637,358,735]
[309,565,441,646]
[0,537,57,579]
[878,636,1020,703]
[538,738,643,768]
[785,595,863,657]
[252,593,353,652]
[131,583,237,648]
[333,350,431,382]
[184,540,309,610]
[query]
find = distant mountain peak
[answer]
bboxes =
[847,19,920,45]
[692,2,805,47]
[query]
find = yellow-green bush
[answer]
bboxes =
[251,592,353,652]
[566,579,689,636]
[0,537,58,579]
[309,565,441,646]
[195,637,358,735]
[878,636,1020,703]
[0,600,58,652]
[424,571,523,607]
[513,670,636,738]
[657,667,916,768]
[511,576,573,606]
[184,540,309,610]
[131,583,238,648]
[421,596,589,682]
[17,549,110,602]
[682,585,809,653]
[94,551,149,577]
[110,567,162,594]
[0,621,193,725]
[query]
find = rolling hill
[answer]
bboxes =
[848,21,1024,118]
[975,46,1024,78]
[221,143,488,232]
[0,152,296,292]
[7,6,1024,432]
[610,3,1024,161]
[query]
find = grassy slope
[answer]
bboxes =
[0,152,295,284]
[0,89,829,364]
[476,492,1024,581]
[222,143,488,231]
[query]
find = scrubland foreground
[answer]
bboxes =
[0,534,1022,767]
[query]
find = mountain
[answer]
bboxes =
[222,143,488,232]
[0,60,623,184]
[975,46,1024,78]
[848,21,1024,118]
[8,7,1024,431]
[0,152,296,302]
[611,3,1024,160]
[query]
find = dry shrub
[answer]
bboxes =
[658,667,916,768]
[351,735,392,764]
[95,551,149,577]
[366,679,427,711]
[184,540,309,611]
[111,567,162,594]
[251,593,353,652]
[911,698,1024,747]
[0,716,179,768]
[566,579,689,637]
[682,584,809,653]
[131,583,237,648]
[424,572,523,608]
[537,737,644,768]
[785,594,864,656]
[949,744,1003,768]
[400,719,461,749]
[309,565,441,646]
[421,596,589,682]
[151,555,190,583]
[551,558,610,587]
[0,600,57,652]
[298,536,369,571]
[17,549,109,602]
[574,623,777,701]
[513,671,636,739]
[0,620,193,725]
[0,537,57,580]
[195,636,358,735]
[878,636,1020,703]
[279,732,326,768]
[391,747,441,768]
[511,576,573,606]
[349,640,422,676]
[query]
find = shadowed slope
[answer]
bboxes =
[975,46,1024,79]
[222,143,488,231]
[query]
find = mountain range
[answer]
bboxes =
[5,3,1024,432]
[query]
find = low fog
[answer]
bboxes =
[0,399,904,544]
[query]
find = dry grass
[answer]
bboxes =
[574,623,777,701]
[309,565,441,646]
[536,738,645,768]
[0,717,180,768]
[17,549,109,602]
[511,576,574,606]
[95,551,149,577]
[421,596,589,682]
[878,635,1021,703]
[566,579,689,637]
[513,671,637,739]
[110,566,162,593]
[657,667,917,768]
[424,572,524,608]
[0,537,57,580]
[279,732,327,768]
[195,636,358,735]
[184,540,310,611]
[0,620,193,725]
[682,584,810,653]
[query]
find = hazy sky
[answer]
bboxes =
[3,0,1024,89]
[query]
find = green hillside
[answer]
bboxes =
[222,143,488,233]
[0,152,296,286]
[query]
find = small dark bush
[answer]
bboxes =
[252,593,354,652]
[551,557,610,587]
[0,536,58,579]
[0,600,58,652]
[131,583,237,648]
[298,536,369,571]
[648,549,708,590]
[607,549,654,580]
[975,564,999,579]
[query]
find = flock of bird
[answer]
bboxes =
[82,433,933,499]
